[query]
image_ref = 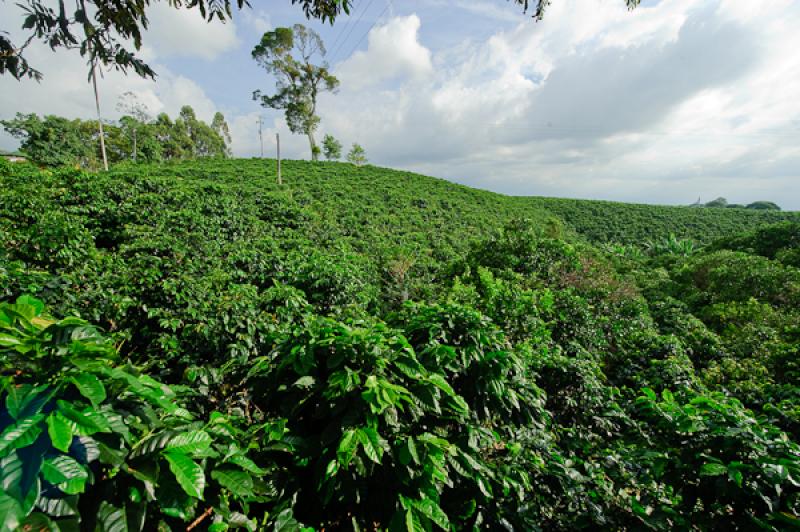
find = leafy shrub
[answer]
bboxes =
[0,296,275,530]
[2,159,800,529]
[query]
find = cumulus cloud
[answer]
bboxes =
[0,1,228,148]
[335,15,433,89]
[317,0,800,209]
[2,0,800,209]
[0,42,217,123]
[238,9,273,35]
[140,3,240,60]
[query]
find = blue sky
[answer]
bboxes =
[2,0,800,209]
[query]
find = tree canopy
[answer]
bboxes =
[252,24,338,161]
[0,0,354,81]
[1,106,229,168]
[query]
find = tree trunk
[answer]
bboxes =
[308,130,318,161]
[276,133,282,185]
[91,60,109,171]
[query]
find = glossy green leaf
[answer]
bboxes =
[97,501,128,532]
[0,492,24,532]
[358,428,383,464]
[16,295,44,316]
[226,453,267,475]
[56,401,108,435]
[211,468,254,498]
[5,384,48,420]
[0,413,45,454]
[405,509,424,532]
[46,413,73,453]
[71,373,106,405]
[41,456,88,494]
[166,430,212,455]
[164,451,205,500]
[700,462,728,477]
[337,429,358,467]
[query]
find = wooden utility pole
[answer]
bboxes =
[276,133,282,185]
[91,59,109,171]
[257,116,264,157]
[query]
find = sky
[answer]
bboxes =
[2,0,800,209]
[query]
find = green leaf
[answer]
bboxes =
[661,389,675,403]
[211,468,254,498]
[273,508,301,532]
[358,428,383,464]
[700,462,728,476]
[16,295,44,316]
[35,494,79,517]
[337,429,358,467]
[226,453,267,475]
[405,509,424,532]
[20,512,59,531]
[0,413,45,454]
[406,438,419,465]
[0,492,24,532]
[0,333,22,348]
[293,375,315,388]
[46,413,74,453]
[164,451,205,500]
[166,430,212,455]
[641,388,657,401]
[5,384,48,420]
[405,498,450,531]
[427,373,457,397]
[729,468,744,488]
[325,459,339,480]
[56,401,109,435]
[71,373,106,406]
[97,501,128,532]
[41,456,88,495]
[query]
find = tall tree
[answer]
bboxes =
[322,133,342,160]
[252,25,339,161]
[177,106,228,158]
[90,57,109,171]
[211,112,233,156]
[116,91,152,162]
[1,113,94,167]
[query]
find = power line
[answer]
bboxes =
[338,0,391,63]
[328,0,377,64]
[325,0,359,61]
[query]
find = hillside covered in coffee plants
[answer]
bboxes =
[2,158,800,531]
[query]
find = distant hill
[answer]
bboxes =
[92,158,798,248]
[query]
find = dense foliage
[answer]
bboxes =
[522,196,797,244]
[2,158,799,530]
[1,107,231,170]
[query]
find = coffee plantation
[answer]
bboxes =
[2,158,799,530]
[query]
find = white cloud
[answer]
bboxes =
[2,0,800,209]
[140,3,239,60]
[227,112,311,159]
[316,1,800,209]
[335,15,433,90]
[0,0,230,149]
[238,9,272,35]
[0,43,217,122]
[0,36,222,155]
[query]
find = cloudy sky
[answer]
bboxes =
[2,0,799,209]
